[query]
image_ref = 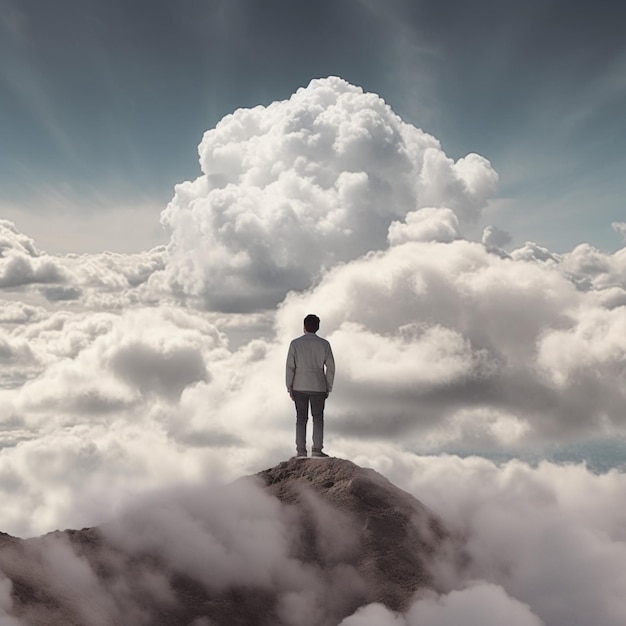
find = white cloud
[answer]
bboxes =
[0,220,166,314]
[1,77,626,626]
[388,208,460,245]
[10,307,226,424]
[104,479,299,591]
[3,218,626,543]
[0,252,65,289]
[0,301,43,325]
[29,534,121,625]
[510,241,560,264]
[338,583,543,626]
[4,446,626,624]
[0,573,22,626]
[612,221,626,241]
[102,478,367,626]
[9,72,623,459]
[0,327,37,389]
[158,77,497,311]
[338,602,405,625]
[0,220,67,289]
[407,584,543,626]
[98,481,361,626]
[274,237,593,443]
[344,447,626,626]
[560,243,626,293]
[0,220,38,257]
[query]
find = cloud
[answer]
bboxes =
[101,478,367,626]
[338,583,543,626]
[0,573,22,626]
[0,301,43,325]
[109,339,209,402]
[407,584,543,626]
[1,72,626,573]
[104,479,298,591]
[274,237,582,444]
[39,285,83,302]
[0,220,39,257]
[3,227,626,540]
[4,447,626,624]
[10,307,225,422]
[268,222,626,446]
[26,534,122,625]
[388,208,460,245]
[158,76,498,312]
[11,70,624,456]
[0,220,67,289]
[1,527,174,625]
[0,255,65,291]
[481,224,511,250]
[613,221,626,241]
[338,602,405,625]
[0,220,166,313]
[510,241,560,264]
[560,243,626,293]
[0,325,39,389]
[343,447,626,626]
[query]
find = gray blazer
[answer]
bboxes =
[286,333,335,394]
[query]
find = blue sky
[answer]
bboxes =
[1,0,625,253]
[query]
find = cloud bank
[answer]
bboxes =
[1,75,626,623]
[2,453,626,625]
[337,449,626,626]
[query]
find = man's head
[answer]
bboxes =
[303,314,320,333]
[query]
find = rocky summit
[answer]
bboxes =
[257,457,449,610]
[0,458,455,626]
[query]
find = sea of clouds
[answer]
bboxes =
[1,76,626,624]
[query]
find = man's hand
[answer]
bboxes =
[288,388,294,400]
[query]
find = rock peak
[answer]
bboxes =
[256,456,449,612]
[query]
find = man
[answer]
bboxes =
[286,314,335,458]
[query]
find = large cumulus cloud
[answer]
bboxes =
[158,76,498,312]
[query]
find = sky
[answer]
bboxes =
[2,1,626,624]
[1,0,625,254]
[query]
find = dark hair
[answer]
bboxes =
[303,314,320,333]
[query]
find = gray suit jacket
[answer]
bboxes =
[286,333,335,394]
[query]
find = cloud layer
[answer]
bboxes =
[338,449,626,626]
[2,452,626,625]
[1,75,626,623]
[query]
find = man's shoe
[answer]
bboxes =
[296,450,307,458]
[311,450,329,458]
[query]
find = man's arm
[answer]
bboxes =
[286,341,296,397]
[325,344,335,393]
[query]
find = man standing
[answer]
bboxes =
[286,314,335,458]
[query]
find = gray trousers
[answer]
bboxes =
[292,390,326,453]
